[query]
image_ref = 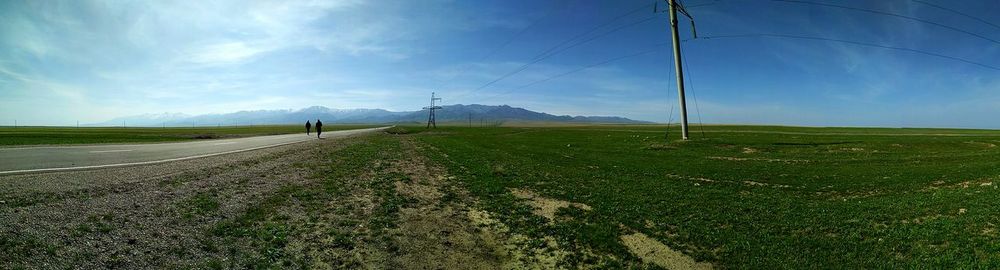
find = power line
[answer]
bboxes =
[664,40,677,140]
[680,46,707,139]
[435,1,565,91]
[697,33,1000,71]
[684,1,719,9]
[451,3,655,102]
[911,0,1000,30]
[479,44,668,101]
[469,16,660,100]
[531,3,653,62]
[771,0,1000,46]
[469,15,656,95]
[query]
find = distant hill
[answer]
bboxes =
[92,104,648,127]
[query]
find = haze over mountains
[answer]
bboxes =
[93,105,647,127]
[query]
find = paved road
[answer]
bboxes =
[0,126,389,175]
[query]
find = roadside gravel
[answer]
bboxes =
[0,136,347,268]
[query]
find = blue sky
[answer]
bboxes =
[1,0,998,127]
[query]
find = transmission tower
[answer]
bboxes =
[424,92,442,128]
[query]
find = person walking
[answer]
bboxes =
[315,119,323,139]
[305,120,312,135]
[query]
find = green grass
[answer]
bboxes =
[178,193,221,219]
[415,125,1000,268]
[0,124,378,146]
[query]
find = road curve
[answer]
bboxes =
[0,126,390,175]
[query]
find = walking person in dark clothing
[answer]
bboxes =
[315,119,323,139]
[305,120,312,135]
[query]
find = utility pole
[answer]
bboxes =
[424,92,442,128]
[661,0,695,140]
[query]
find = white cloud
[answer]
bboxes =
[187,41,270,64]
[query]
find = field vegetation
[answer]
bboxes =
[4,124,1000,268]
[415,125,1000,268]
[0,125,377,146]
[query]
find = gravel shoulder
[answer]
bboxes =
[0,131,510,269]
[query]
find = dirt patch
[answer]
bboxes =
[666,173,717,183]
[965,141,997,148]
[922,179,997,191]
[707,156,809,163]
[386,137,508,269]
[742,147,758,154]
[509,188,591,221]
[666,174,794,189]
[620,232,712,270]
[743,181,792,188]
[645,143,677,150]
[467,209,571,269]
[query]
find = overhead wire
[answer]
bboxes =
[680,46,707,139]
[530,3,654,62]
[664,43,677,141]
[469,16,659,94]
[910,0,1000,31]
[434,1,565,91]
[451,3,656,102]
[770,0,1000,46]
[696,33,1000,71]
[448,0,996,136]
[479,43,669,101]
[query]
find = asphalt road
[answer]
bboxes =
[0,126,389,175]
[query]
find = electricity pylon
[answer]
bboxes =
[424,92,442,128]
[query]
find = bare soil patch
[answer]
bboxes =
[965,141,997,148]
[509,188,592,221]
[707,156,809,163]
[385,137,507,269]
[621,232,713,270]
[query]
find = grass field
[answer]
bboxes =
[414,125,1000,268]
[5,124,1000,268]
[0,125,378,146]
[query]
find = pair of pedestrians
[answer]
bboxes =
[305,119,322,138]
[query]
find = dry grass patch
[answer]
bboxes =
[707,156,809,163]
[620,232,713,270]
[509,188,592,221]
[386,137,508,269]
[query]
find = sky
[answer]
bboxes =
[1,0,998,128]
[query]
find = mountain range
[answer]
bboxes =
[92,104,648,127]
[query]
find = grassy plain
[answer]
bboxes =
[5,124,1000,268]
[416,124,1000,268]
[0,124,378,146]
